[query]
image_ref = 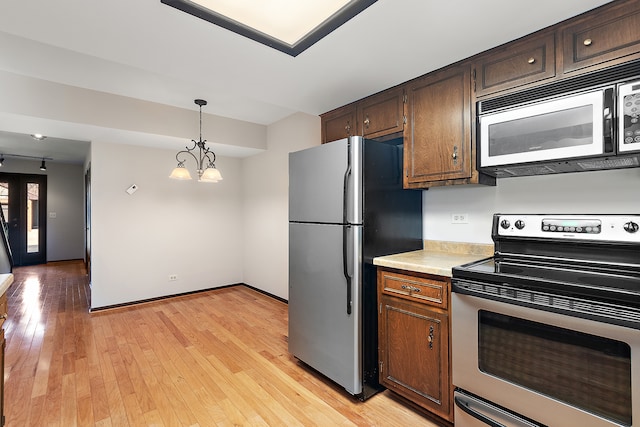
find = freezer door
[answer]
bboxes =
[288,222,362,395]
[289,137,362,224]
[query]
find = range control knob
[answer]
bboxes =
[500,219,510,229]
[624,221,639,233]
[515,220,525,230]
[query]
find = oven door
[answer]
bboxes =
[452,292,640,427]
[479,89,610,168]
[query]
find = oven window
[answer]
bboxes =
[478,310,632,426]
[488,105,593,157]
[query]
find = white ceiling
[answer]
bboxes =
[0,0,612,163]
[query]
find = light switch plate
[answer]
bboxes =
[126,184,138,195]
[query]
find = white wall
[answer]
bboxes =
[0,158,84,261]
[90,140,244,309]
[423,168,640,244]
[242,113,320,300]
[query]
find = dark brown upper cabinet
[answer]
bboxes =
[474,32,556,98]
[561,0,640,74]
[320,103,357,144]
[357,86,405,139]
[404,63,473,187]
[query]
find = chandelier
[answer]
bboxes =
[169,99,223,182]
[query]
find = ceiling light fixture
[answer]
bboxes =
[40,158,47,171]
[31,134,47,141]
[160,0,378,57]
[169,99,223,183]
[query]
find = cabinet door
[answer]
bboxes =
[474,32,556,97]
[379,295,451,421]
[320,103,357,144]
[561,0,640,74]
[405,63,472,187]
[358,87,405,139]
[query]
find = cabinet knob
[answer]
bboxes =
[452,145,459,162]
[364,116,370,128]
[345,122,351,134]
[527,57,535,64]
[583,38,592,46]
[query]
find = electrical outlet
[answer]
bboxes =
[169,274,178,281]
[451,213,469,224]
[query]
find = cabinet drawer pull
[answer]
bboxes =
[527,57,535,64]
[583,38,592,46]
[400,284,422,293]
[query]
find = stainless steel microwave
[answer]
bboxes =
[478,79,640,177]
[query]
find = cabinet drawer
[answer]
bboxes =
[562,1,640,73]
[380,271,448,308]
[474,32,556,97]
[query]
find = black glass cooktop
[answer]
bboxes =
[453,256,640,306]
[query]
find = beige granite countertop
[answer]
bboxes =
[0,273,13,296]
[373,241,493,277]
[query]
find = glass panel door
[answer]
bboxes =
[0,173,47,266]
[27,183,39,253]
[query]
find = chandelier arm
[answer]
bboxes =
[175,149,199,165]
[203,150,216,166]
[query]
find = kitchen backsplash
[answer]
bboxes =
[422,167,640,244]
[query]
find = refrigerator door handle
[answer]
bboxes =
[342,139,352,225]
[342,138,353,315]
[342,224,352,315]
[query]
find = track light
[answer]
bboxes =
[0,154,53,167]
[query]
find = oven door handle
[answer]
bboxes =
[455,394,505,427]
[455,391,542,427]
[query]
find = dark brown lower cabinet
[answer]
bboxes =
[378,268,453,423]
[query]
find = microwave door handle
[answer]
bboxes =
[604,87,614,152]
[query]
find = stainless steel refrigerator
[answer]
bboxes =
[288,135,422,400]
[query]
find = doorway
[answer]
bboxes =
[0,173,47,266]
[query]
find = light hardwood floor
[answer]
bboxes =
[4,261,444,426]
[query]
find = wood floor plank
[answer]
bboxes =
[4,261,445,426]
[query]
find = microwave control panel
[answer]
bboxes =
[619,80,640,152]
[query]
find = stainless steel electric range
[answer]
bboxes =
[452,214,640,427]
